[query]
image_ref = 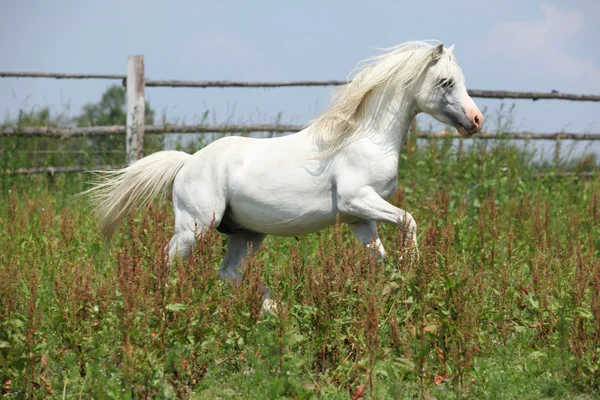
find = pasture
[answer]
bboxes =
[1,133,599,399]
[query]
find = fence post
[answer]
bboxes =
[126,55,145,164]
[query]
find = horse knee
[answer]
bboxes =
[167,231,196,261]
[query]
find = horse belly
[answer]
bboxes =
[228,190,336,237]
[224,135,338,236]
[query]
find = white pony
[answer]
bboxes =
[86,41,483,311]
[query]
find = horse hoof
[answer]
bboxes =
[262,299,278,314]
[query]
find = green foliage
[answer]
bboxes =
[0,107,88,172]
[75,84,162,164]
[75,85,155,127]
[1,85,163,172]
[12,107,57,127]
[0,136,599,398]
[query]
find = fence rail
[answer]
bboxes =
[1,165,121,176]
[2,71,600,102]
[1,124,599,141]
[0,72,126,80]
[3,165,595,178]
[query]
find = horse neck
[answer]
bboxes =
[357,84,416,154]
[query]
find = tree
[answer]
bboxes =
[75,85,162,164]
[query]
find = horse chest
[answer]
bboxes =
[371,172,399,200]
[361,157,400,200]
[342,140,400,198]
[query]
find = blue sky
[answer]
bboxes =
[1,0,599,135]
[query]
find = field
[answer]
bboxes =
[1,134,599,399]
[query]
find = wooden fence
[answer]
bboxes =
[2,124,600,141]
[1,54,600,174]
[2,71,600,101]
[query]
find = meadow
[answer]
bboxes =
[1,132,599,399]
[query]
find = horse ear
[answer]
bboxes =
[432,43,444,60]
[448,44,455,54]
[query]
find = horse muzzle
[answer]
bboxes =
[457,111,483,137]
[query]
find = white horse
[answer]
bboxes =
[86,41,483,311]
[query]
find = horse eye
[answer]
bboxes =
[438,78,454,90]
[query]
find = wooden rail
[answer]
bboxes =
[465,89,600,102]
[2,71,599,102]
[3,165,595,177]
[1,165,121,175]
[1,124,599,140]
[0,72,126,80]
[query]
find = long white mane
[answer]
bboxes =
[308,40,462,157]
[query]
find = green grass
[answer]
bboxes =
[1,136,599,399]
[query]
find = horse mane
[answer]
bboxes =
[308,40,462,157]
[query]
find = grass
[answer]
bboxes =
[1,134,599,399]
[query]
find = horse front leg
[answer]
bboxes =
[338,186,418,253]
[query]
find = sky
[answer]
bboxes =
[1,0,599,139]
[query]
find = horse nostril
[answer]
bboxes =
[474,115,480,126]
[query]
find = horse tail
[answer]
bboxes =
[81,150,191,241]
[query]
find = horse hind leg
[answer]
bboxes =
[166,227,197,262]
[166,207,224,262]
[218,230,265,283]
[218,230,276,313]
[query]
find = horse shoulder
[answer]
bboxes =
[336,141,399,196]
